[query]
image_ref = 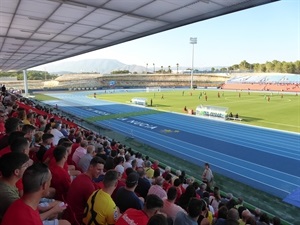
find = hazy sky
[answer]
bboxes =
[33,0,299,70]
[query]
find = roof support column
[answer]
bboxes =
[23,69,28,97]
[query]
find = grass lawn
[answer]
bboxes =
[33,93,60,101]
[92,89,300,133]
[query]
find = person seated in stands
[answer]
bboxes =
[161,186,186,223]
[240,209,252,225]
[72,140,88,166]
[60,124,69,137]
[177,185,197,211]
[171,170,181,185]
[174,198,204,225]
[0,131,25,157]
[235,113,239,119]
[148,176,167,200]
[162,173,172,191]
[214,206,228,225]
[65,157,105,225]
[144,160,154,179]
[115,171,144,213]
[51,122,65,146]
[147,214,168,225]
[0,152,29,222]
[229,112,233,118]
[226,208,240,225]
[256,213,270,225]
[123,154,132,170]
[49,146,71,201]
[1,163,70,225]
[135,167,151,199]
[23,112,36,126]
[151,160,159,170]
[0,109,8,135]
[22,124,36,148]
[78,145,96,172]
[36,133,54,162]
[162,166,171,179]
[209,187,221,213]
[82,170,120,225]
[116,194,163,225]
[184,106,187,112]
[0,117,23,150]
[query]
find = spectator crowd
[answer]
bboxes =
[0,89,283,225]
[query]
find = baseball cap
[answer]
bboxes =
[126,171,139,185]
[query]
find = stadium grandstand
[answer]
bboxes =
[221,73,300,92]
[1,1,298,225]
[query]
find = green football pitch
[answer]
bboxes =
[92,89,300,133]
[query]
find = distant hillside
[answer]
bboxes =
[45,59,146,74]
[38,58,222,75]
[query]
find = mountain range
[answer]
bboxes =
[39,58,218,75]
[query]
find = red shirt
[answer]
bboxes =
[67,143,79,165]
[49,157,69,172]
[1,198,42,225]
[16,178,23,193]
[50,164,71,201]
[65,173,98,224]
[116,208,149,225]
[0,145,11,157]
[42,146,55,162]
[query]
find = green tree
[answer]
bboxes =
[111,70,129,74]
[239,60,250,70]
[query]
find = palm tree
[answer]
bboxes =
[176,63,179,74]
[168,65,171,73]
[161,66,163,74]
[153,63,155,73]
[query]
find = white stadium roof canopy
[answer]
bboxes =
[0,0,278,71]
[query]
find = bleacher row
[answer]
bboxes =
[222,74,300,92]
[0,90,284,225]
[221,83,300,92]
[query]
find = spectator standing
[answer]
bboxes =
[202,163,214,190]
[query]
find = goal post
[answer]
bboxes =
[146,87,161,92]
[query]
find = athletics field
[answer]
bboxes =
[91,89,300,133]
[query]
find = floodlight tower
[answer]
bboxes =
[190,37,197,89]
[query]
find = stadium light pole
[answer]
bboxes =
[153,63,155,73]
[190,37,197,89]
